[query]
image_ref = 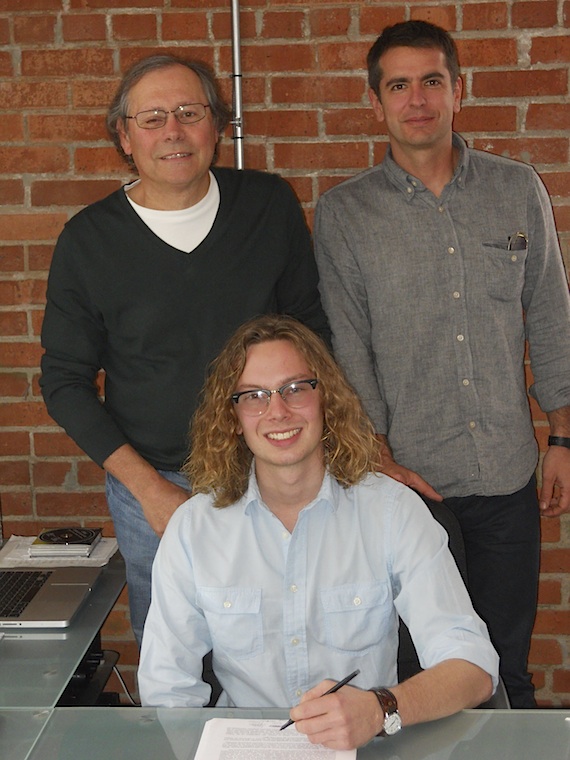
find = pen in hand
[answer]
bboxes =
[279,669,361,730]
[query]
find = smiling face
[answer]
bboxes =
[369,45,462,165]
[118,64,219,209]
[234,340,325,486]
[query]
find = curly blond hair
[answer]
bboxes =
[185,315,380,507]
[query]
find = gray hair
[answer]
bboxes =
[106,55,232,171]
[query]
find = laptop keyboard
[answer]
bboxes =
[0,570,51,618]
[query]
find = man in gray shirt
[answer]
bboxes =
[314,20,570,708]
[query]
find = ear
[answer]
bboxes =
[117,119,133,157]
[368,87,385,124]
[452,76,463,115]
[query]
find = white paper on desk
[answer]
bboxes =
[0,535,118,568]
[194,718,356,760]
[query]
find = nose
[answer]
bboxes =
[266,391,291,419]
[163,112,186,139]
[409,82,427,107]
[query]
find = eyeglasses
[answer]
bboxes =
[231,379,319,417]
[124,103,211,130]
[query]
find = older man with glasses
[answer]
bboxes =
[40,54,329,647]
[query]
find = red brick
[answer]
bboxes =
[540,172,570,198]
[540,547,570,574]
[211,9,256,40]
[262,11,304,38]
[0,114,24,142]
[0,400,51,427]
[0,373,29,398]
[0,213,66,242]
[21,49,114,77]
[456,38,517,69]
[31,180,122,207]
[0,431,30,456]
[162,12,209,41]
[245,110,318,137]
[0,17,8,44]
[272,76,366,104]
[0,342,43,369]
[32,461,72,487]
[1,495,33,520]
[538,579,562,605]
[463,3,508,30]
[513,1,558,28]
[529,637,563,664]
[0,146,69,174]
[0,312,28,336]
[317,41,370,71]
[533,609,570,634]
[324,108,383,137]
[13,14,56,43]
[285,176,313,205]
[0,180,24,206]
[69,0,156,8]
[552,669,570,693]
[274,141,369,171]
[28,245,53,272]
[358,6,406,35]
[112,14,157,41]
[0,81,68,110]
[473,69,567,98]
[0,280,46,306]
[74,147,128,175]
[0,460,30,486]
[72,80,119,109]
[34,432,84,457]
[531,35,570,64]
[0,246,25,272]
[409,6,457,31]
[36,492,108,517]
[30,310,44,337]
[28,114,108,142]
[0,0,59,8]
[473,137,568,166]
[0,51,12,76]
[223,43,314,74]
[310,7,351,36]
[78,460,105,486]
[62,14,107,42]
[454,105,517,133]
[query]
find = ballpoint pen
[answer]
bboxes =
[280,668,361,730]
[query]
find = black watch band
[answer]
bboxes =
[548,436,570,449]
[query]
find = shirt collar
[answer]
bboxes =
[243,465,340,516]
[382,132,469,200]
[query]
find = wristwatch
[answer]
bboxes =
[369,687,402,736]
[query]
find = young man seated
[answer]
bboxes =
[138,315,498,751]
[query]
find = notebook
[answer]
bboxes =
[0,565,102,629]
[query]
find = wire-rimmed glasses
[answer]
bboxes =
[124,103,211,129]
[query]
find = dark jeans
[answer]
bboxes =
[445,476,540,708]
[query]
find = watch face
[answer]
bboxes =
[384,711,403,735]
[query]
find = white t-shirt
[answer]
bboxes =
[125,171,220,253]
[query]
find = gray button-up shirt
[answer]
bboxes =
[314,133,570,498]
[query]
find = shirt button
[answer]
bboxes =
[353,596,362,606]
[448,247,455,254]
[290,585,298,593]
[291,638,299,646]
[462,379,470,386]
[511,254,518,262]
[407,186,413,194]
[296,689,303,697]
[223,601,232,609]
[282,531,289,540]
[457,334,464,342]
[438,206,445,213]
[453,291,460,299]
[469,421,476,429]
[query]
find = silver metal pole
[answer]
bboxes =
[230,0,244,169]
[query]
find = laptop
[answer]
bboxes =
[0,565,102,629]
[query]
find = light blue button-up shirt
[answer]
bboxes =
[139,470,498,707]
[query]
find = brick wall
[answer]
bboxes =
[0,0,568,706]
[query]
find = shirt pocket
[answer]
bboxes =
[481,243,527,302]
[319,581,392,654]
[196,586,263,660]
